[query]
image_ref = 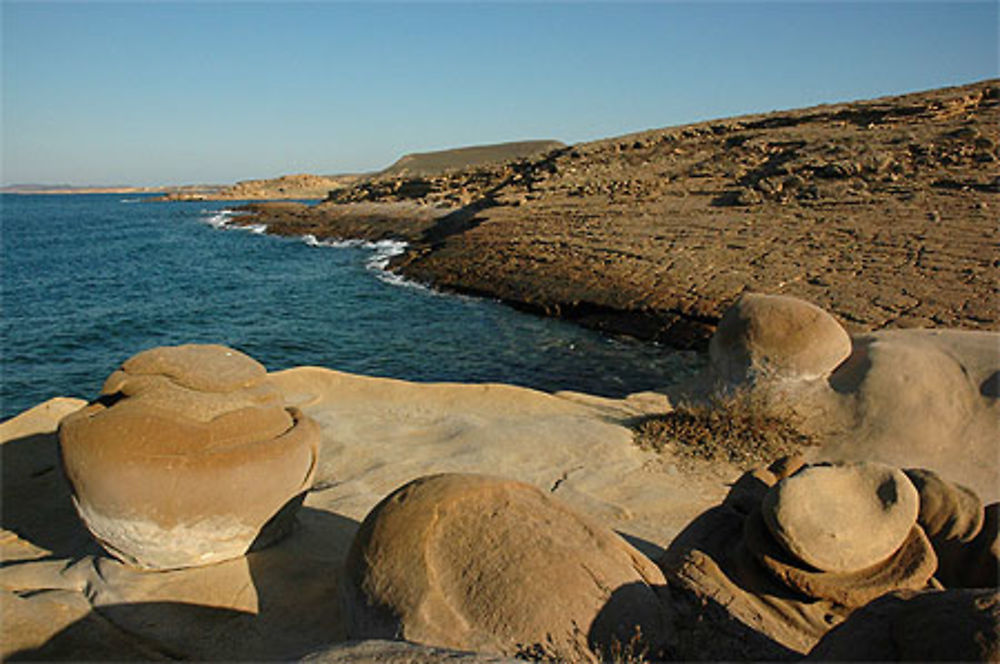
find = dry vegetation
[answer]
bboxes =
[632,389,817,469]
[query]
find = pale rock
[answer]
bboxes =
[709,292,852,383]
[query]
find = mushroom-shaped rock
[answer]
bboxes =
[807,589,1000,662]
[762,462,920,573]
[661,459,937,658]
[709,293,852,383]
[342,473,671,662]
[59,344,319,570]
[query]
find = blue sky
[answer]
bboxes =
[2,2,997,186]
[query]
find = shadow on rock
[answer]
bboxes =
[827,338,874,395]
[980,370,1000,398]
[8,507,360,661]
[0,431,99,561]
[661,506,804,661]
[587,581,673,661]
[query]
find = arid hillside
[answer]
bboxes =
[241,80,999,348]
[377,139,566,177]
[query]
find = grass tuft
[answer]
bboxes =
[632,388,817,469]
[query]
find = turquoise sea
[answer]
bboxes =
[0,194,702,420]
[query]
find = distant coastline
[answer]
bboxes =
[0,184,218,196]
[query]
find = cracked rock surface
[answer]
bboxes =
[243,80,998,347]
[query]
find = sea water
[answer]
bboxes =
[0,194,702,420]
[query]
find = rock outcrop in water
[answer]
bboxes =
[58,344,320,569]
[243,80,999,347]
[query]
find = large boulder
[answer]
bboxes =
[58,344,319,570]
[709,292,852,384]
[342,473,671,662]
[815,329,1000,504]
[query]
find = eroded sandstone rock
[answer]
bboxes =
[904,468,999,588]
[762,462,920,573]
[58,344,319,570]
[661,458,937,658]
[342,473,671,662]
[709,292,852,383]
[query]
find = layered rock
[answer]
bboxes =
[58,344,319,570]
[341,473,672,662]
[661,459,939,658]
[904,468,999,588]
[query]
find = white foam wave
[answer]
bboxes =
[301,235,427,290]
[120,198,142,203]
[200,209,267,234]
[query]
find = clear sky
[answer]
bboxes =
[2,1,997,187]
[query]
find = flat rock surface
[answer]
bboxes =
[0,371,731,661]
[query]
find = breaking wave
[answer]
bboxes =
[302,234,426,290]
[201,209,267,234]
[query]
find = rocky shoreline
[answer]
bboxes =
[2,294,997,661]
[234,80,999,349]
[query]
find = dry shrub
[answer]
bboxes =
[515,625,653,664]
[633,388,817,469]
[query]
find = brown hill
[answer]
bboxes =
[243,80,1000,348]
[378,140,566,177]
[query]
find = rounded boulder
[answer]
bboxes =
[59,344,319,570]
[762,462,920,573]
[342,473,671,661]
[709,293,852,383]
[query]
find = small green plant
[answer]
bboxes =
[633,387,816,469]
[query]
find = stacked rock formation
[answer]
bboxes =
[660,459,939,659]
[663,456,1000,660]
[58,344,319,570]
[341,473,672,662]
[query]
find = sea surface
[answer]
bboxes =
[0,194,702,420]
